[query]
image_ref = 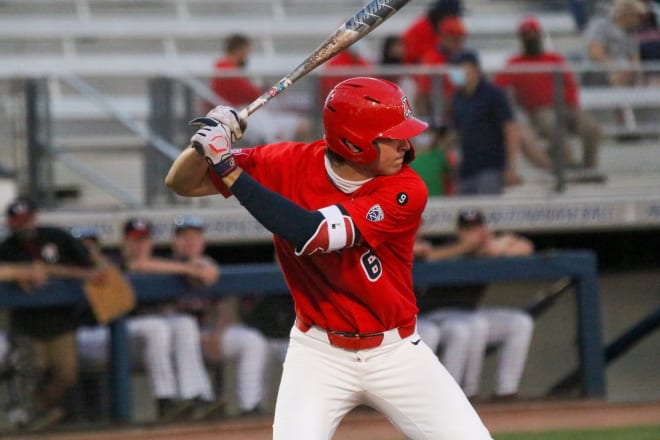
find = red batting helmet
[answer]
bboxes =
[323,77,428,165]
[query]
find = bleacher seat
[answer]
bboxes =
[0,0,657,211]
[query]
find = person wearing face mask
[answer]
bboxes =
[494,17,603,175]
[446,50,522,195]
[210,34,312,144]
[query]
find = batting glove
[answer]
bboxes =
[189,107,243,177]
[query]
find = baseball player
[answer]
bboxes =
[171,215,270,415]
[76,221,219,421]
[165,77,492,439]
[414,209,535,401]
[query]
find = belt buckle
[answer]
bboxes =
[327,330,384,351]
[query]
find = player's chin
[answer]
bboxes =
[384,162,404,175]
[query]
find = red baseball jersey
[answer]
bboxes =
[402,17,439,64]
[209,140,426,334]
[210,58,262,107]
[493,52,579,111]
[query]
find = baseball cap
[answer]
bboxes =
[6,196,37,228]
[439,16,467,37]
[173,215,205,234]
[456,209,485,229]
[450,49,480,66]
[123,217,152,240]
[518,16,542,35]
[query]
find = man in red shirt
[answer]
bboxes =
[494,17,602,171]
[166,77,493,439]
[415,16,467,118]
[401,0,463,65]
[210,34,312,144]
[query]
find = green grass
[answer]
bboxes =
[493,424,660,440]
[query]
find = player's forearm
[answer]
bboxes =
[222,169,327,250]
[127,257,194,275]
[426,242,473,260]
[0,264,30,281]
[46,264,95,280]
[165,147,218,196]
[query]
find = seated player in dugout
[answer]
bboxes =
[165,77,493,439]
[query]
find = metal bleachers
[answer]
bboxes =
[0,0,658,222]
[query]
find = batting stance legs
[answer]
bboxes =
[273,325,493,440]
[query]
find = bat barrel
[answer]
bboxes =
[240,0,412,119]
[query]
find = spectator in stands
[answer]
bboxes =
[409,128,458,196]
[170,215,269,416]
[0,196,98,430]
[318,45,373,103]
[378,34,421,105]
[401,0,464,65]
[495,16,603,173]
[638,0,660,82]
[446,50,522,195]
[583,0,647,86]
[414,208,535,402]
[210,33,312,144]
[381,35,405,66]
[415,16,468,118]
[75,223,222,422]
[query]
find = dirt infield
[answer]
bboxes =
[8,399,660,440]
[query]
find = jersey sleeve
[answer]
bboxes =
[340,169,427,250]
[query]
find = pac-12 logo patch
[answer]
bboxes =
[396,192,408,205]
[366,204,384,222]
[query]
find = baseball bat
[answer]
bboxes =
[238,0,412,121]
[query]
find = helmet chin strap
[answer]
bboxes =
[324,156,373,194]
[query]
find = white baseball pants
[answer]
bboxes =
[272,325,492,440]
[218,324,270,411]
[417,307,534,397]
[77,314,214,401]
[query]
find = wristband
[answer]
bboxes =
[210,156,237,177]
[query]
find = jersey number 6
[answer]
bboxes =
[360,250,382,282]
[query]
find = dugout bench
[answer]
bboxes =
[0,249,604,422]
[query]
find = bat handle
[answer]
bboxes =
[238,108,249,121]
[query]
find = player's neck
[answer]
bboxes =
[325,156,373,194]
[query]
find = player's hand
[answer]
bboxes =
[504,168,522,187]
[205,105,246,142]
[189,108,242,177]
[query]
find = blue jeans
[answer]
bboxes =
[458,170,504,196]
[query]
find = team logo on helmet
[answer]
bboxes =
[366,204,384,222]
[402,96,412,119]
